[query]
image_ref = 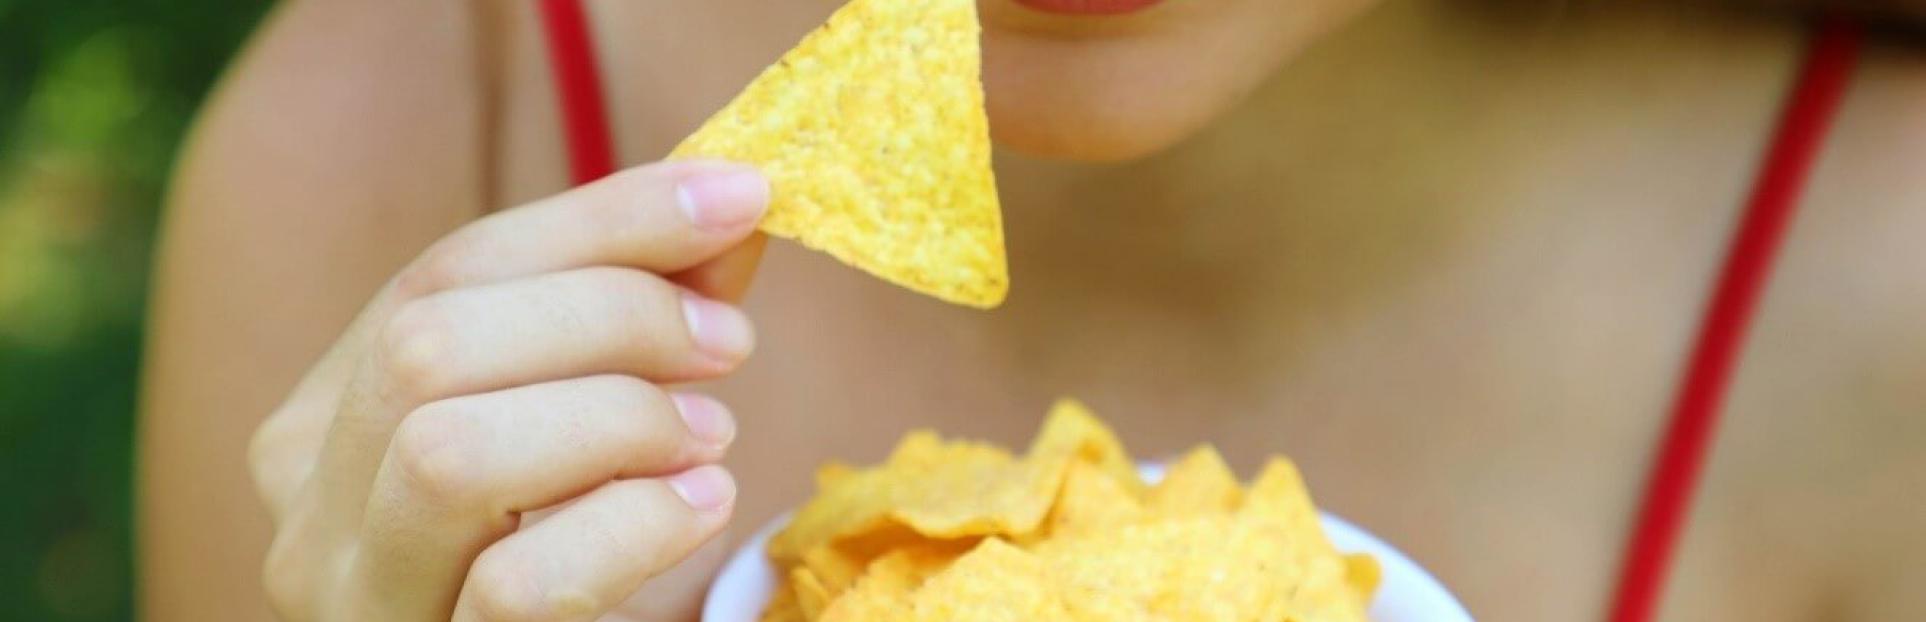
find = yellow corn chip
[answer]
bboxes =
[799,545,866,601]
[884,448,1060,540]
[1040,461,1143,537]
[1267,553,1370,622]
[796,537,978,609]
[671,0,1006,308]
[768,433,992,561]
[762,399,1379,622]
[828,521,947,563]
[1157,520,1312,621]
[1241,459,1370,622]
[880,543,970,584]
[1026,398,1144,495]
[903,539,1072,621]
[885,430,957,468]
[815,461,858,491]
[791,567,834,621]
[816,555,917,622]
[878,401,1154,542]
[1036,515,1366,622]
[769,436,1054,564]
[761,574,807,622]
[1343,552,1384,604]
[1146,445,1243,516]
[819,545,962,622]
[1242,456,1334,553]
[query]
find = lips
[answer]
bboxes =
[1011,0,1166,16]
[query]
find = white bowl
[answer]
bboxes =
[703,465,1474,622]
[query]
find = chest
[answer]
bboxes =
[479,4,1926,618]
[718,200,1921,621]
[703,98,1926,614]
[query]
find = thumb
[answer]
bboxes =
[671,233,768,304]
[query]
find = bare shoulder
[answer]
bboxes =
[1696,35,1926,621]
[1820,40,1926,619]
[1776,35,1926,399]
[158,0,495,362]
[1784,39,1926,374]
[179,0,492,225]
[140,0,493,619]
[168,0,496,282]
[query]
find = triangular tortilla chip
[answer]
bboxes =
[1146,445,1242,516]
[1026,398,1144,495]
[1038,461,1144,538]
[672,0,1007,307]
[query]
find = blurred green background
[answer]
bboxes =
[1,1,271,620]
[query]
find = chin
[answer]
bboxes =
[976,0,1381,163]
[981,57,1226,162]
[979,29,1258,163]
[983,99,1219,163]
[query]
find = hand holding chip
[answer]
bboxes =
[247,161,769,622]
[252,0,1012,617]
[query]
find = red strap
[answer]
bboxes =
[538,0,618,184]
[1607,17,1860,622]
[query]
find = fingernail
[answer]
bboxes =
[680,293,755,363]
[667,466,736,512]
[675,165,769,231]
[672,393,737,449]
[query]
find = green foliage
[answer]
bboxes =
[0,1,271,620]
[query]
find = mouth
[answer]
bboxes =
[1010,0,1167,16]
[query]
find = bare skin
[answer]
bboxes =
[142,0,1926,620]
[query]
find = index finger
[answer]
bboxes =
[394,160,769,298]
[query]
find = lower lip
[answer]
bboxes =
[1012,0,1166,16]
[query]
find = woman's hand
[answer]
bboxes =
[246,161,770,621]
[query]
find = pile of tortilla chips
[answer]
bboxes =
[760,400,1381,622]
[673,0,1007,308]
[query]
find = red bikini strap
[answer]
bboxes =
[1608,16,1861,622]
[537,0,618,184]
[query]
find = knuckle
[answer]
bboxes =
[395,236,475,297]
[262,532,318,619]
[465,551,546,621]
[390,406,482,506]
[377,301,457,398]
[248,412,307,518]
[247,412,293,489]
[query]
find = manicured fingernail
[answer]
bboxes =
[667,466,736,512]
[680,293,755,363]
[675,165,769,230]
[672,393,737,449]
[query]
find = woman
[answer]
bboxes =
[141,0,1926,620]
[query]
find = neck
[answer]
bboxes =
[992,1,1801,308]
